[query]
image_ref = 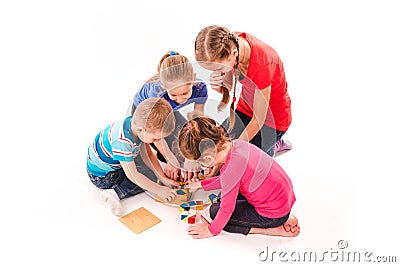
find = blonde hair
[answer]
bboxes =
[178,113,230,161]
[133,98,175,135]
[147,51,194,90]
[194,25,240,131]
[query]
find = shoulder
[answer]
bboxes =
[192,81,208,94]
[237,32,280,65]
[142,82,163,93]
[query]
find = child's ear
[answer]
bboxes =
[231,48,239,57]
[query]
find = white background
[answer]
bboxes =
[1,0,399,266]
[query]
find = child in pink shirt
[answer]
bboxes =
[179,116,300,238]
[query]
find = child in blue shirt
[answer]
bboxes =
[87,98,179,216]
[131,51,208,181]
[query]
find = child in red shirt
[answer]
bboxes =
[195,25,292,158]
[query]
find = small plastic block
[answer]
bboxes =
[179,207,188,212]
[195,200,204,210]
[208,193,218,204]
[180,203,190,210]
[180,211,188,221]
[188,214,196,224]
[188,201,196,206]
[176,189,186,195]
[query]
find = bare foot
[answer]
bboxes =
[283,214,300,233]
[250,225,300,237]
[249,214,300,237]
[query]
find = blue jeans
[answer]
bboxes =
[223,110,285,156]
[87,154,157,199]
[209,194,290,235]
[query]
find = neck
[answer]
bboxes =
[220,141,233,164]
[238,38,250,74]
[238,38,250,64]
[130,122,141,143]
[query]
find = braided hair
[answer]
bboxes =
[195,25,240,132]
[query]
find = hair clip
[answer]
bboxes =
[169,51,177,56]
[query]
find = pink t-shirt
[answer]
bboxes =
[201,140,296,235]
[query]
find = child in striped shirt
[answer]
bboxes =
[87,98,179,216]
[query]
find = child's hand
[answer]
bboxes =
[182,159,201,181]
[188,215,214,239]
[164,161,180,181]
[158,175,180,188]
[210,70,233,93]
[156,186,177,203]
[205,163,223,177]
[209,71,225,93]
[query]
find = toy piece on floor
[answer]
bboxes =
[195,200,204,210]
[180,200,204,210]
[176,189,186,195]
[118,207,161,234]
[180,206,197,224]
[208,193,220,204]
[180,210,189,221]
[155,188,189,205]
[188,214,196,224]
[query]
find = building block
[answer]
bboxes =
[188,214,196,224]
[208,193,218,204]
[195,200,203,210]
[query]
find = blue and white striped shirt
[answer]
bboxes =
[87,116,141,177]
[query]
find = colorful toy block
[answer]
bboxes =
[180,210,189,221]
[176,189,186,195]
[188,214,196,224]
[208,193,218,204]
[195,200,203,210]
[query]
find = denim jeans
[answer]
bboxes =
[209,194,290,235]
[87,154,158,199]
[222,110,285,156]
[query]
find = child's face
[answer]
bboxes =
[199,53,237,74]
[166,83,192,104]
[196,149,226,169]
[137,129,164,143]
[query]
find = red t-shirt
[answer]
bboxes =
[234,32,292,132]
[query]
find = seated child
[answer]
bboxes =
[87,98,179,216]
[131,51,208,181]
[179,115,300,238]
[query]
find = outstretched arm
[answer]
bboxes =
[120,159,177,202]
[239,86,271,142]
[153,139,180,180]
[139,143,179,187]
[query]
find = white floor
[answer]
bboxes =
[1,1,400,266]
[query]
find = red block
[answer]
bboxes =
[188,214,196,224]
